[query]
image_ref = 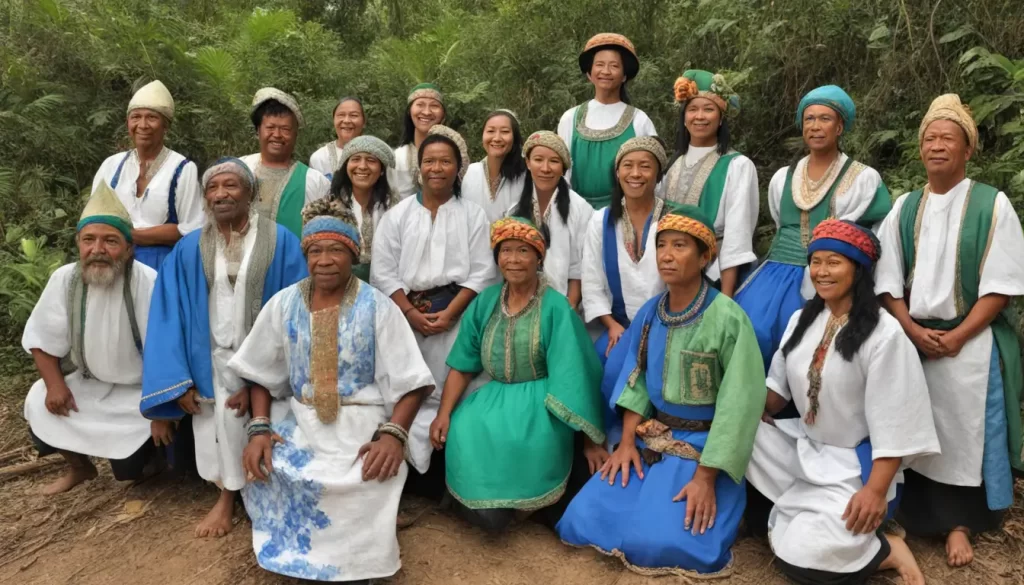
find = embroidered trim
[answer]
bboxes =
[447,471,569,511]
[574,102,636,141]
[909,181,976,316]
[544,394,606,445]
[621,197,665,263]
[560,540,734,579]
[657,280,708,326]
[804,312,848,425]
[495,280,545,382]
[663,150,722,205]
[144,379,195,401]
[677,349,720,405]
[793,155,841,211]
[636,418,703,463]
[253,159,298,221]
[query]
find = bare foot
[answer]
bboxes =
[40,462,98,495]
[945,527,973,567]
[194,490,235,538]
[879,533,925,585]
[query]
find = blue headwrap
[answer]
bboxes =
[796,85,856,131]
[301,216,361,258]
[806,219,880,268]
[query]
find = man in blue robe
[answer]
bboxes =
[141,157,307,538]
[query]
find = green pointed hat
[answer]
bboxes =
[77,181,133,242]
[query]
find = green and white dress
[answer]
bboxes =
[444,282,605,510]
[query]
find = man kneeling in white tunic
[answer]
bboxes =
[747,220,940,585]
[230,199,434,582]
[23,181,162,495]
[876,94,1024,568]
[140,158,307,538]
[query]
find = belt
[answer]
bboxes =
[656,411,712,432]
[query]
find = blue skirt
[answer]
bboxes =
[734,261,805,370]
[557,432,745,576]
[135,244,174,271]
[595,328,630,449]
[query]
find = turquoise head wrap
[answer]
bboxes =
[796,85,856,131]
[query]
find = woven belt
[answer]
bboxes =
[655,411,712,432]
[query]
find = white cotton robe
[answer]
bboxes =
[389,144,420,199]
[657,148,759,282]
[229,281,435,581]
[581,207,665,324]
[768,154,887,298]
[557,101,658,187]
[309,142,344,179]
[875,179,1024,486]
[746,309,940,573]
[92,150,205,235]
[506,186,594,298]
[370,195,496,464]
[461,162,527,224]
[22,262,157,460]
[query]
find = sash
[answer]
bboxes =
[602,209,654,327]
[409,283,461,314]
[275,163,309,238]
[65,261,143,378]
[897,181,1023,472]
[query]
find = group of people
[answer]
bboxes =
[19,31,1024,585]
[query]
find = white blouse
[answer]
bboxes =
[462,162,527,224]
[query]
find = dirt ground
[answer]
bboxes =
[2,371,1023,585]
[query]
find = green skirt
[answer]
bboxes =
[446,379,574,510]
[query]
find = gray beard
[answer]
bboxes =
[82,257,126,287]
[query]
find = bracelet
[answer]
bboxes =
[245,417,271,431]
[375,422,409,445]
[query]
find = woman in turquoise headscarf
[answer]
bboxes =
[734,85,892,370]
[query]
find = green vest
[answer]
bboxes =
[275,162,310,239]
[898,181,1024,472]
[569,102,637,209]
[696,152,740,225]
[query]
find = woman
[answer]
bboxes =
[659,70,758,296]
[390,83,447,199]
[557,206,766,577]
[463,110,528,223]
[327,135,399,282]
[371,124,494,496]
[428,217,607,532]
[230,199,435,582]
[746,220,938,585]
[92,80,204,270]
[734,85,892,368]
[509,131,593,305]
[558,33,658,209]
[310,96,366,180]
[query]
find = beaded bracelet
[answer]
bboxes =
[246,416,271,430]
[375,422,409,445]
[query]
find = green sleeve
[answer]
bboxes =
[858,181,894,226]
[615,372,654,419]
[542,289,607,443]
[699,300,767,483]
[445,284,500,374]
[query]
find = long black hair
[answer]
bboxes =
[400,100,447,147]
[483,111,527,182]
[666,110,731,170]
[781,263,880,361]
[417,134,463,197]
[329,160,393,214]
[513,174,571,225]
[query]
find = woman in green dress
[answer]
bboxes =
[429,217,608,532]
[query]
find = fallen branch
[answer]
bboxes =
[0,446,32,466]
[0,457,62,482]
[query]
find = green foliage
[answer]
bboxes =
[0,0,1022,342]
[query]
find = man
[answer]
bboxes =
[23,181,163,494]
[91,80,205,270]
[240,88,330,238]
[875,94,1024,568]
[140,158,307,538]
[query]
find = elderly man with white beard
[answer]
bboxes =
[22,182,161,495]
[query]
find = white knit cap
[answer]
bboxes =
[127,80,174,121]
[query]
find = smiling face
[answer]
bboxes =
[526,145,565,193]
[77,224,131,287]
[258,112,298,160]
[127,108,168,151]
[346,153,383,192]
[920,119,972,180]
[482,114,515,159]
[801,105,843,153]
[656,230,708,288]
[306,239,355,293]
[587,49,626,92]
[333,100,365,145]
[204,172,251,225]
[497,239,541,287]
[616,150,659,200]
[420,141,458,196]
[409,98,445,134]
[684,97,721,147]
[809,250,855,303]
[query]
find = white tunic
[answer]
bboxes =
[657,149,759,282]
[92,149,205,235]
[22,262,157,460]
[581,207,664,324]
[506,187,594,298]
[746,309,940,573]
[239,154,331,207]
[768,154,887,299]
[309,142,344,179]
[874,179,1024,486]
[389,144,420,199]
[229,283,435,580]
[193,222,261,491]
[370,195,496,456]
[461,162,527,224]
[557,100,658,185]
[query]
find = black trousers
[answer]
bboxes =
[31,429,156,482]
[897,468,1004,536]
[774,531,890,585]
